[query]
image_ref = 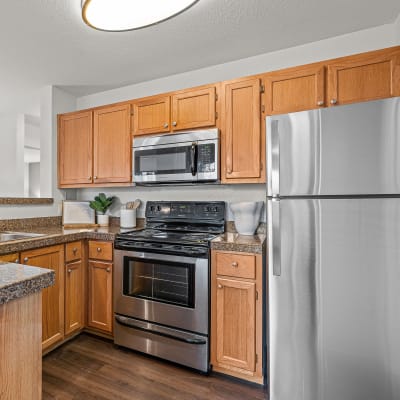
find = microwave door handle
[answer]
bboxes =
[190,142,197,176]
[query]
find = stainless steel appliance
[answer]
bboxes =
[133,129,219,184]
[266,97,400,400]
[114,201,225,372]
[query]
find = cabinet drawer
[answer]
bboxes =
[216,252,256,279]
[65,241,82,262]
[88,241,113,261]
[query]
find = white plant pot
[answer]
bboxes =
[97,214,109,227]
[230,201,263,235]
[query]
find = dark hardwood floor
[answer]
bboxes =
[42,334,267,400]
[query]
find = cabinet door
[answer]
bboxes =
[215,277,256,371]
[171,87,216,131]
[0,253,19,263]
[264,64,325,114]
[58,111,93,186]
[21,245,64,350]
[88,261,113,333]
[65,260,84,335]
[222,78,262,182]
[133,96,170,135]
[93,104,131,184]
[327,48,400,106]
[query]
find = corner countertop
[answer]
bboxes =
[211,232,266,254]
[0,262,55,304]
[0,225,143,256]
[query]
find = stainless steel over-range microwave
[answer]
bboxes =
[132,129,219,185]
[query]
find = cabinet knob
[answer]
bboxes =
[163,123,169,128]
[68,269,72,273]
[97,247,102,252]
[73,247,77,253]
[15,259,19,263]
[218,284,223,289]
[231,261,238,267]
[23,257,29,263]
[172,121,177,127]
[106,267,111,272]
[330,99,337,105]
[94,176,98,180]
[88,176,92,180]
[317,100,324,106]
[227,168,232,174]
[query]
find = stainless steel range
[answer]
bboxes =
[113,201,225,372]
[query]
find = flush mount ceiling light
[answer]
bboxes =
[82,0,199,32]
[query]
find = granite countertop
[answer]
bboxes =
[0,262,55,304]
[0,225,144,255]
[211,232,266,254]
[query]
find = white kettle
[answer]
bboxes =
[230,201,263,235]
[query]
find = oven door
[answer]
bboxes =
[133,141,198,184]
[114,249,209,335]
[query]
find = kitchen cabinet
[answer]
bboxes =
[64,241,84,336]
[327,47,400,106]
[58,111,93,186]
[0,253,19,263]
[264,64,325,114]
[220,77,264,183]
[211,250,263,383]
[132,85,217,135]
[132,95,170,135]
[87,241,113,334]
[21,245,64,351]
[58,104,131,188]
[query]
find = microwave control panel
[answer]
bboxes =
[197,143,215,173]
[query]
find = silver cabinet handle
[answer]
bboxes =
[163,123,168,128]
[23,257,29,263]
[317,100,324,106]
[88,176,92,180]
[97,247,102,252]
[217,284,223,289]
[269,199,281,276]
[330,99,337,105]
[68,269,72,273]
[94,176,98,180]
[172,121,177,127]
[73,247,77,253]
[106,267,111,272]
[15,259,19,263]
[231,262,238,267]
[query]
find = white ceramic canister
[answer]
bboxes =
[230,201,263,235]
[120,208,136,228]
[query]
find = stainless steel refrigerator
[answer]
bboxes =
[266,97,400,400]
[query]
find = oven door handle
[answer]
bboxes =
[190,142,198,177]
[115,315,207,345]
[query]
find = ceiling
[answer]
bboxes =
[1,0,400,114]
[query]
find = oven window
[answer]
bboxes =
[135,145,191,175]
[123,257,195,308]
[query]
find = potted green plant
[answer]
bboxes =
[89,193,115,226]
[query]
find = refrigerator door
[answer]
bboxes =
[267,97,400,197]
[268,197,400,400]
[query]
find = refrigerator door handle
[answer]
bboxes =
[267,118,280,197]
[268,199,281,276]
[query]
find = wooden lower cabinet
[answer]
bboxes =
[21,245,65,351]
[88,261,113,333]
[211,250,263,384]
[65,259,84,335]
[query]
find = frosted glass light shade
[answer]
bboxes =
[82,0,199,32]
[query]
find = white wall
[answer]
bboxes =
[76,22,399,220]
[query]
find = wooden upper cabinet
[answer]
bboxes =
[21,245,65,351]
[327,48,400,106]
[171,86,216,131]
[264,64,325,115]
[221,78,263,183]
[93,104,131,184]
[133,96,170,135]
[58,111,93,185]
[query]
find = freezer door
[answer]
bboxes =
[268,198,400,400]
[267,97,400,196]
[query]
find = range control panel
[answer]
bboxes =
[146,201,225,221]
